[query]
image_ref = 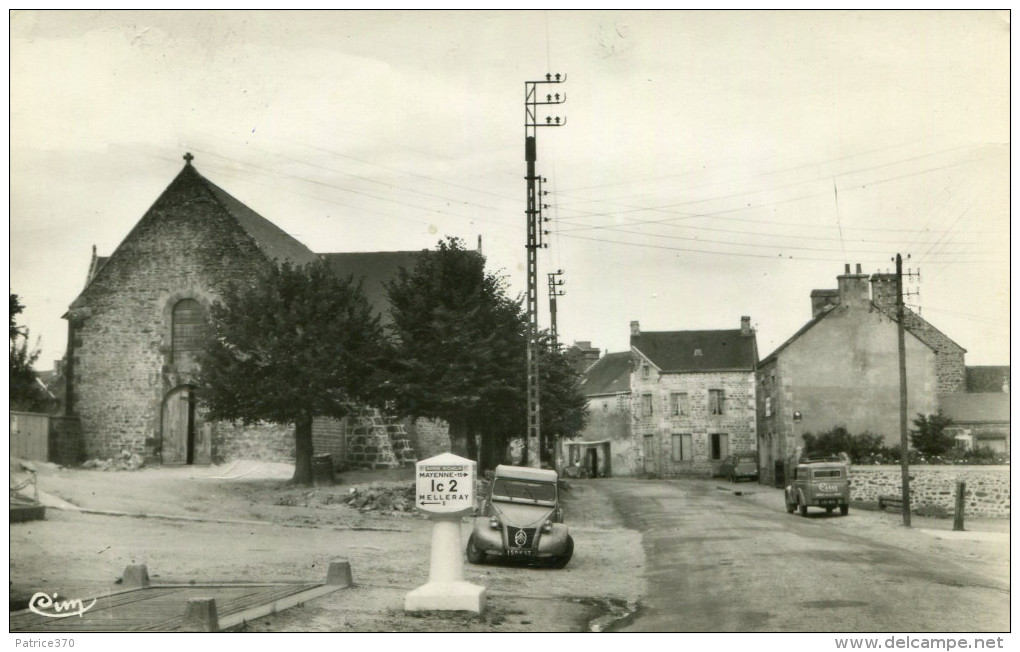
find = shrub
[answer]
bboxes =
[802,426,885,463]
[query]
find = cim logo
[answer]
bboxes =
[29,592,97,618]
[818,483,840,494]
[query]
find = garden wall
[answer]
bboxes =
[850,465,1009,518]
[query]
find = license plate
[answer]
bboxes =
[508,549,534,557]
[818,499,838,506]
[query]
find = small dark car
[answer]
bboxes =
[466,465,573,568]
[718,453,759,482]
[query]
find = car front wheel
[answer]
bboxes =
[550,535,574,569]
[785,492,796,514]
[466,534,487,564]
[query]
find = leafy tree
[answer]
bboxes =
[910,411,955,458]
[197,260,387,485]
[802,426,884,463]
[535,331,589,466]
[384,237,527,467]
[10,292,55,413]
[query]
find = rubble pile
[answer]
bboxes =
[80,450,146,471]
[343,482,416,513]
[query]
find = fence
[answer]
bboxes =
[9,411,82,465]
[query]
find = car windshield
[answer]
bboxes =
[491,478,557,504]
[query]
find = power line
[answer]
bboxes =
[556,230,1000,265]
[551,147,1002,234]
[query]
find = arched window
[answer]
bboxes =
[172,299,206,370]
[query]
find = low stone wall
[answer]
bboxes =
[850,465,1009,518]
[407,417,450,459]
[213,421,295,463]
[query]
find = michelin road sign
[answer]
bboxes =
[415,453,476,518]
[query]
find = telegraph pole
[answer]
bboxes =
[547,270,565,350]
[524,73,566,468]
[895,253,912,527]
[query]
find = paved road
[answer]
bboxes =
[595,478,1008,632]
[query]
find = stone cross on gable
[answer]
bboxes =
[183,152,194,165]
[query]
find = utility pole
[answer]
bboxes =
[547,270,565,350]
[896,253,912,527]
[524,73,566,468]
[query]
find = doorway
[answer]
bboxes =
[643,435,656,475]
[161,386,201,464]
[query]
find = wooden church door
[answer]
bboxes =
[161,386,194,464]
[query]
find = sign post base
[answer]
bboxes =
[404,579,486,613]
[404,517,486,614]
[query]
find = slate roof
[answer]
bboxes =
[197,167,318,267]
[319,250,425,320]
[965,366,1010,393]
[631,329,757,372]
[940,393,1010,424]
[580,351,632,397]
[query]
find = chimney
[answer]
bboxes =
[837,263,870,308]
[869,272,898,311]
[740,316,752,336]
[630,320,641,337]
[810,289,839,317]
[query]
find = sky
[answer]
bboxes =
[9,10,1011,371]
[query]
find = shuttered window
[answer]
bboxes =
[172,299,206,368]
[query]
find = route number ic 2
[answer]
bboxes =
[428,479,458,493]
[415,452,476,517]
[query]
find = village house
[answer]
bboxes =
[62,155,443,467]
[940,366,1011,454]
[569,350,632,477]
[569,318,759,477]
[630,318,759,477]
[755,264,965,485]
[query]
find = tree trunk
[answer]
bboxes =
[465,424,478,462]
[292,413,314,485]
[448,418,468,457]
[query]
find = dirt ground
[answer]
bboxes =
[8,460,644,632]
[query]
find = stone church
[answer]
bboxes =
[63,154,440,466]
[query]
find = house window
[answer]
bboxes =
[671,433,692,461]
[670,392,690,417]
[641,393,653,416]
[641,364,651,379]
[711,433,729,461]
[709,389,725,415]
[172,299,206,369]
[764,396,772,418]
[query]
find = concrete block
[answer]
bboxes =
[182,597,219,632]
[326,560,353,587]
[404,581,486,614]
[122,564,150,588]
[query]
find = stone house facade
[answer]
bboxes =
[756,264,948,486]
[63,156,427,466]
[571,351,634,476]
[629,318,759,477]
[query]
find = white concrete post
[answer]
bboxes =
[404,453,486,613]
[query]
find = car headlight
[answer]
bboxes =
[541,519,553,533]
[489,516,500,529]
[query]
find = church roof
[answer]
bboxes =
[319,250,425,320]
[195,166,318,267]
